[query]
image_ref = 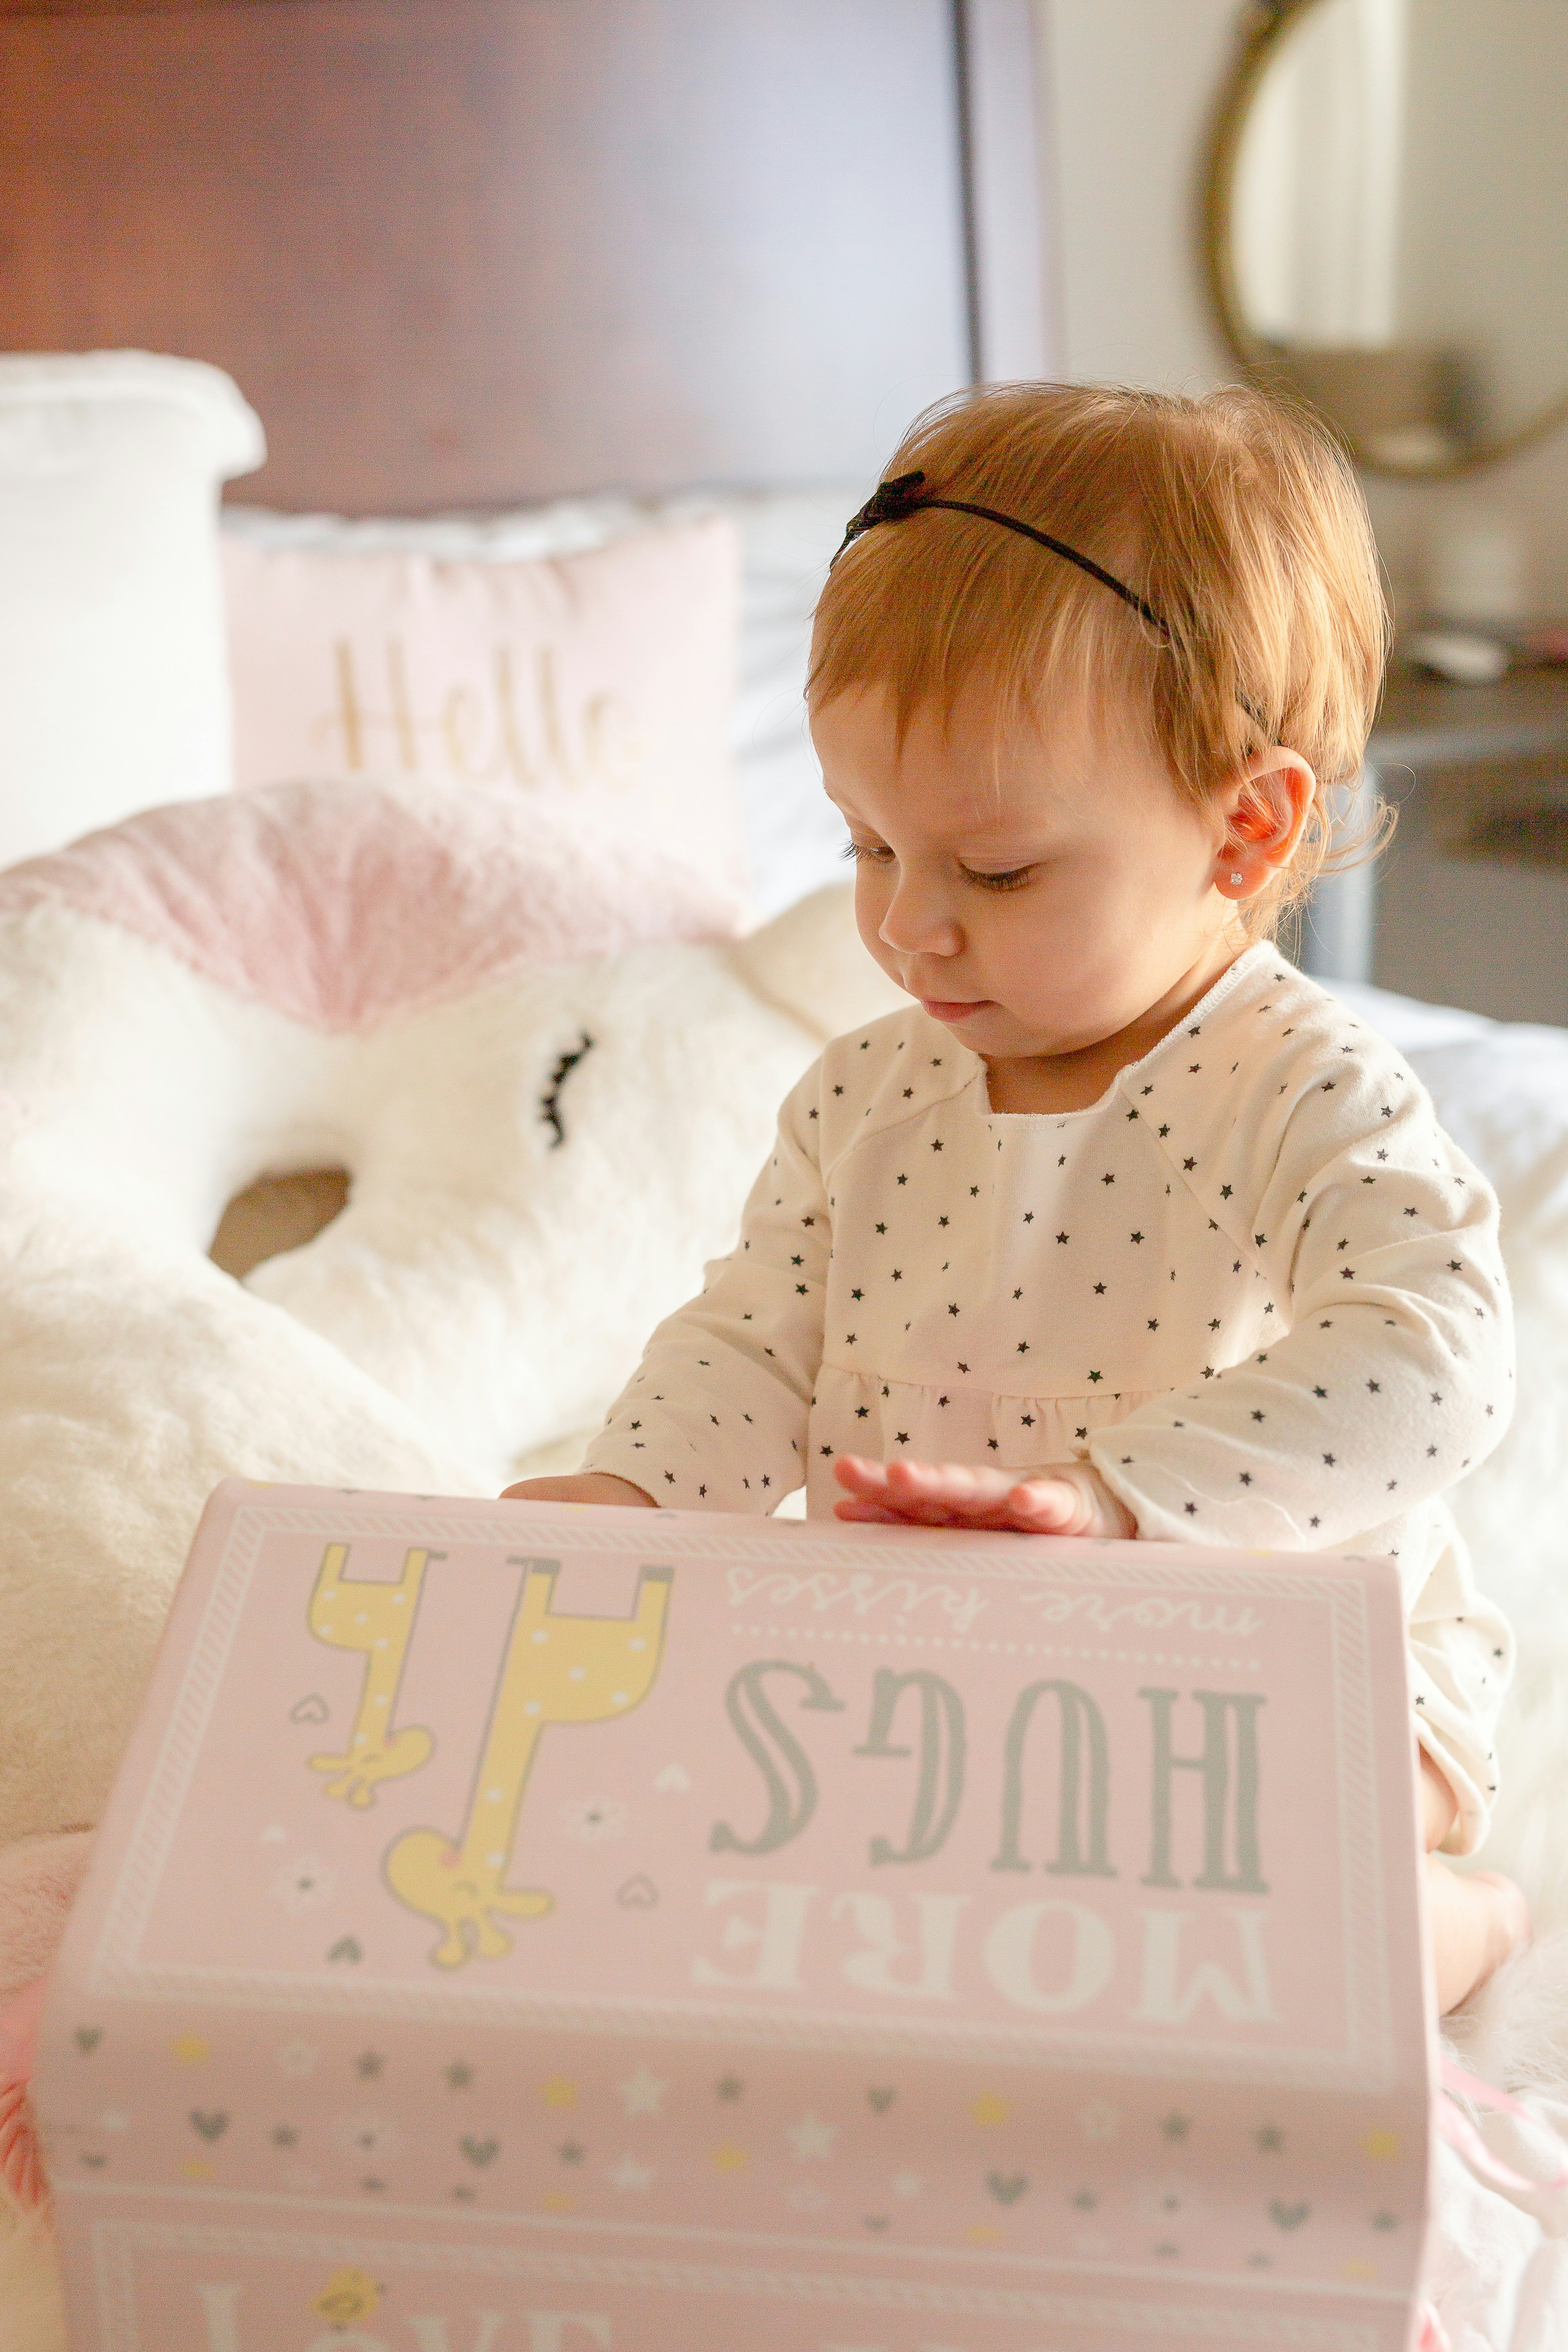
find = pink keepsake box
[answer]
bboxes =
[35,1482,1432,2350]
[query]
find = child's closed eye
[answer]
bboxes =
[840,840,1036,892]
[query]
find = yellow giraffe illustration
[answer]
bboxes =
[305,1543,436,1807]
[383,1559,673,1969]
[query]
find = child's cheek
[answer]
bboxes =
[853,867,894,959]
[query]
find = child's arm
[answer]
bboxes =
[562,1064,833,1510]
[1077,1061,1514,1560]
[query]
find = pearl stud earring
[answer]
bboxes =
[1230,870,1244,884]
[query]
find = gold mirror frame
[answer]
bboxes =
[1204,0,1568,481]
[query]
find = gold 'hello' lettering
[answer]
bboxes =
[312,640,644,792]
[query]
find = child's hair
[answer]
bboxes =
[809,381,1393,940]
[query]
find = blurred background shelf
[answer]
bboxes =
[1303,662,1568,1022]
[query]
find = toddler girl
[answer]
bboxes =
[510,382,1527,2014]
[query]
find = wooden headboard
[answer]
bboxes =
[0,0,1050,511]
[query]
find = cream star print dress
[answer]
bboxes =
[586,941,1515,1853]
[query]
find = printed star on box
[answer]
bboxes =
[786,2114,839,2160]
[618,2066,669,2117]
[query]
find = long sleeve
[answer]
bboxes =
[1084,1033,1515,1568]
[583,1062,830,1509]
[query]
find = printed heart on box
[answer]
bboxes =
[461,2136,500,2168]
[190,2111,229,2142]
[653,1764,690,1793]
[328,1938,363,1964]
[1270,2199,1310,2230]
[866,2086,895,2113]
[74,2027,102,2054]
[616,1875,659,1909]
[987,2171,1027,2205]
[863,2214,890,2232]
[290,1695,330,1724]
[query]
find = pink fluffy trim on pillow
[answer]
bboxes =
[0,780,744,1033]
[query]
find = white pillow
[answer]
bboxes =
[0,353,264,869]
[223,486,860,918]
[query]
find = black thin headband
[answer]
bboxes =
[833,469,1170,638]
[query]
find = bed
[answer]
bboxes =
[1,3,1566,2345]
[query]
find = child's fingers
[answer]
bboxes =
[832,1454,891,1495]
[878,1460,1018,1525]
[832,1458,1114,1537]
[1001,1478,1090,1532]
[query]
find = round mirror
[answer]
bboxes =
[1207,0,1568,476]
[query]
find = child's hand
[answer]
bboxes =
[500,1472,657,1508]
[832,1454,1136,1538]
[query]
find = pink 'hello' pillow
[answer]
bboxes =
[220,514,748,895]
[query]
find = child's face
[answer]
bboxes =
[812,677,1244,1067]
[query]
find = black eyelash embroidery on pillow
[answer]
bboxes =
[540,1032,594,1148]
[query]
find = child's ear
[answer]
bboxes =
[1222,750,1316,863]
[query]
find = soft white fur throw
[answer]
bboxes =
[1,800,1566,2342]
[0,843,898,1854]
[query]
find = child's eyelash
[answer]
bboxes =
[840,841,1035,892]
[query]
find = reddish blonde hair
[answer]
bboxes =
[809,381,1393,937]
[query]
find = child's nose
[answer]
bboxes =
[878,873,963,959]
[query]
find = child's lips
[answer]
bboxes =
[919,996,992,1022]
